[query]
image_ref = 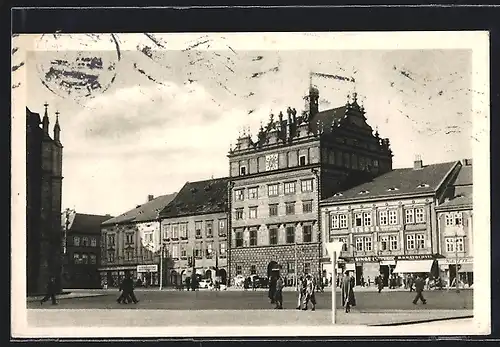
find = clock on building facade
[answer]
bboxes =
[265,154,278,171]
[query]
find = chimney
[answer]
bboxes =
[147,194,154,202]
[414,154,423,170]
[462,158,472,166]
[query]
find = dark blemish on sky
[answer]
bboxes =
[12,82,21,89]
[12,47,18,55]
[138,45,153,59]
[44,67,102,92]
[248,109,255,115]
[400,69,414,81]
[227,45,237,55]
[438,90,444,96]
[390,81,395,87]
[189,58,204,66]
[12,62,25,72]
[133,63,165,86]
[52,59,70,67]
[252,56,264,61]
[183,39,211,52]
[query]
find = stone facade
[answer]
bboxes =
[26,105,63,295]
[227,88,393,284]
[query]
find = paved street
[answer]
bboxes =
[28,288,473,311]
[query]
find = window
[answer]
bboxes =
[445,213,454,226]
[303,225,312,243]
[163,224,170,239]
[144,232,153,244]
[301,179,313,192]
[90,253,97,264]
[302,200,313,213]
[195,221,202,238]
[194,243,202,258]
[235,189,245,201]
[269,204,278,216]
[379,211,388,225]
[236,265,242,275]
[456,237,464,252]
[331,214,347,229]
[446,238,454,252]
[250,265,257,275]
[179,223,187,239]
[390,235,398,250]
[284,182,296,194]
[73,253,80,264]
[380,236,388,251]
[82,237,89,246]
[355,213,363,227]
[405,209,415,224]
[268,184,279,197]
[304,262,311,274]
[248,187,258,199]
[74,236,80,246]
[218,219,227,236]
[364,236,372,251]
[299,155,307,166]
[235,231,243,247]
[285,202,295,215]
[107,250,115,262]
[82,253,89,264]
[240,166,246,175]
[416,234,425,249]
[269,228,278,245]
[90,237,97,247]
[363,212,372,226]
[219,242,227,256]
[172,245,180,259]
[287,262,295,274]
[286,226,295,244]
[249,207,258,219]
[180,244,187,258]
[125,233,134,244]
[415,208,425,223]
[206,242,213,258]
[205,220,213,238]
[125,250,133,261]
[406,234,415,250]
[355,237,363,251]
[388,210,398,225]
[454,212,463,226]
[171,224,179,239]
[235,209,244,220]
[339,214,347,228]
[249,229,258,246]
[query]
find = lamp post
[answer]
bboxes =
[455,229,460,293]
[159,243,166,290]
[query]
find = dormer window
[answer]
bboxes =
[333,193,343,197]
[417,183,430,188]
[387,187,399,192]
[359,190,370,195]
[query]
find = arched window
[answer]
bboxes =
[82,253,89,264]
[73,252,80,264]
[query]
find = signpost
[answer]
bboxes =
[325,241,345,324]
[137,264,158,273]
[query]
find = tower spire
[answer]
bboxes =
[54,111,61,142]
[42,102,49,134]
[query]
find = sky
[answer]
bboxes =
[13,33,481,216]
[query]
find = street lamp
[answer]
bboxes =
[159,243,167,290]
[455,229,460,293]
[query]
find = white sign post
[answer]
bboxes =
[325,241,345,324]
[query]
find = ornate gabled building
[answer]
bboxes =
[227,87,393,285]
[26,104,63,295]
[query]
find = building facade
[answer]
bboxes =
[321,158,462,286]
[99,193,177,287]
[26,104,63,295]
[436,159,473,287]
[227,88,393,285]
[159,178,229,286]
[61,210,112,288]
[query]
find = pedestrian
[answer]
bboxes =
[251,276,257,291]
[341,271,356,313]
[274,276,284,309]
[118,272,139,304]
[296,276,305,310]
[40,276,58,305]
[268,276,277,304]
[367,276,371,287]
[412,274,427,305]
[360,275,365,287]
[117,278,129,304]
[302,274,317,311]
[408,275,415,292]
[376,274,384,293]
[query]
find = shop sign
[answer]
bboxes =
[353,256,378,263]
[395,254,434,261]
[137,264,158,272]
[438,258,473,265]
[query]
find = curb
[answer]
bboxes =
[27,294,108,302]
[371,314,474,326]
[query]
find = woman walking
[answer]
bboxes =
[341,271,356,313]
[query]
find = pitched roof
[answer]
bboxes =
[68,213,113,234]
[309,106,347,134]
[453,164,472,186]
[102,193,177,225]
[436,188,473,210]
[321,161,459,204]
[159,177,229,218]
[436,164,473,210]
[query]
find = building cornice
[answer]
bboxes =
[320,192,435,207]
[229,163,321,181]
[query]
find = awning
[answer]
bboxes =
[458,263,473,273]
[393,260,434,274]
[344,263,355,272]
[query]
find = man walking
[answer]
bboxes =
[120,272,139,304]
[412,275,427,305]
[268,276,277,304]
[341,271,356,313]
[296,276,305,310]
[40,276,58,305]
[274,276,284,309]
[302,274,317,311]
[376,274,384,293]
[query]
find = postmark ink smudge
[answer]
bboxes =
[12,62,25,72]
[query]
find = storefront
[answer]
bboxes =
[98,266,137,288]
[136,264,159,286]
[393,254,439,280]
[438,257,473,287]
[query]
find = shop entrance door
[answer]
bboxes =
[355,265,363,286]
[379,265,389,287]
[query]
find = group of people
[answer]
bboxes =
[116,272,139,304]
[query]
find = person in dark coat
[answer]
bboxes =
[408,275,415,292]
[117,278,130,304]
[376,274,384,293]
[302,275,317,311]
[412,275,427,305]
[274,276,284,309]
[268,276,277,304]
[40,276,58,305]
[118,272,139,304]
[341,271,356,313]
